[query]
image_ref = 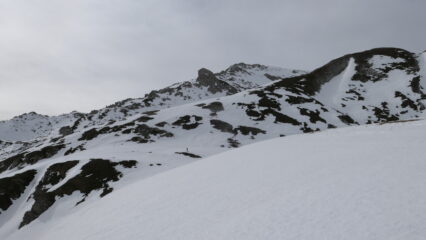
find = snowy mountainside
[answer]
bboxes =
[4,119,426,240]
[0,47,426,235]
[0,112,80,142]
[0,63,304,142]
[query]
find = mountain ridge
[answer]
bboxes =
[0,47,425,234]
[0,63,305,142]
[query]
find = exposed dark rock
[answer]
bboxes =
[71,117,83,131]
[133,124,174,139]
[122,129,132,134]
[201,101,224,113]
[79,121,137,141]
[234,126,266,136]
[300,122,319,133]
[128,136,149,144]
[395,91,419,110]
[264,73,281,81]
[351,48,419,82]
[79,128,99,141]
[182,123,201,130]
[105,98,133,109]
[250,90,282,109]
[64,145,86,156]
[0,153,25,173]
[259,48,418,100]
[372,102,399,122]
[410,76,424,95]
[0,169,37,212]
[135,116,154,122]
[49,136,63,143]
[149,163,163,166]
[143,110,159,116]
[237,99,300,126]
[227,138,240,148]
[59,126,73,136]
[175,152,202,158]
[285,95,315,105]
[210,119,234,133]
[346,89,365,101]
[0,144,65,173]
[25,145,66,165]
[196,68,238,94]
[266,110,301,125]
[155,121,168,127]
[142,91,159,106]
[100,122,135,134]
[19,161,79,227]
[298,108,326,124]
[172,115,203,130]
[338,114,358,125]
[20,159,137,228]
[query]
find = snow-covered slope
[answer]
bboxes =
[4,119,426,240]
[0,112,83,142]
[1,47,426,237]
[0,64,305,142]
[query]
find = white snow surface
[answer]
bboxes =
[5,119,426,240]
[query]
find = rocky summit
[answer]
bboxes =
[0,47,426,233]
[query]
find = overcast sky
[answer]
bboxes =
[0,0,425,120]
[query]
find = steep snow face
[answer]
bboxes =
[4,119,426,240]
[1,47,426,233]
[0,64,304,142]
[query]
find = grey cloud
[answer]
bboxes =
[0,0,425,119]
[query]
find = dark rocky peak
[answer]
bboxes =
[351,47,416,60]
[196,68,238,94]
[198,68,215,79]
[349,48,419,82]
[268,48,420,96]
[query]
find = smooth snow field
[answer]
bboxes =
[5,120,426,240]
